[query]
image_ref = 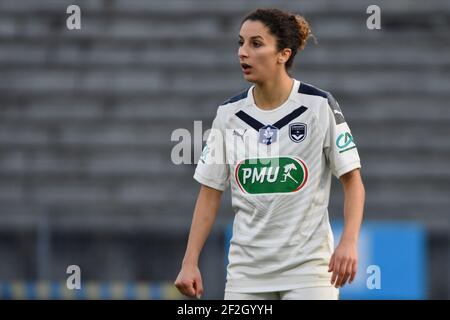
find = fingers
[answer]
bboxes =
[174,270,204,299]
[331,257,357,288]
[339,261,352,287]
[194,277,204,299]
[333,258,347,288]
[349,259,358,284]
[330,257,340,287]
[175,279,196,297]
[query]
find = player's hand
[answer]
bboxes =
[174,263,204,299]
[328,239,358,288]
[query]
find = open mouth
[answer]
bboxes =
[241,63,252,73]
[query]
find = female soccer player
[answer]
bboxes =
[175,8,365,300]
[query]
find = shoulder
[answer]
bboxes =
[297,81,336,105]
[296,81,346,125]
[216,87,251,118]
[221,88,249,106]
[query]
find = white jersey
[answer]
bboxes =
[194,79,361,292]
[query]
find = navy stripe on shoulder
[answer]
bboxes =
[299,82,346,124]
[222,89,249,105]
[298,82,328,98]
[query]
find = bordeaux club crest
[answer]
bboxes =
[289,123,307,143]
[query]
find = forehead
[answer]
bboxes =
[239,20,273,40]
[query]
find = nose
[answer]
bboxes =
[238,44,248,60]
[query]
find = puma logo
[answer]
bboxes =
[233,129,247,141]
[334,110,343,117]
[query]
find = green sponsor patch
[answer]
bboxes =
[235,157,308,194]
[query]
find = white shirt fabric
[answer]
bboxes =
[194,79,361,292]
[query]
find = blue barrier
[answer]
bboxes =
[332,221,426,299]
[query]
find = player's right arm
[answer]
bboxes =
[174,184,223,298]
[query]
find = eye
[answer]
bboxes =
[238,40,244,46]
[253,42,262,47]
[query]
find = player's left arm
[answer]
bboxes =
[328,168,365,288]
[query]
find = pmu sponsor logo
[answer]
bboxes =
[235,157,308,194]
[336,132,356,153]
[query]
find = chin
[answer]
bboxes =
[243,74,259,83]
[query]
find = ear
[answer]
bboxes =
[277,48,292,65]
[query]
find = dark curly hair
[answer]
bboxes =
[241,8,313,70]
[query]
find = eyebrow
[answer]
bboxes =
[238,35,264,40]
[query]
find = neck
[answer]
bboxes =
[253,73,294,110]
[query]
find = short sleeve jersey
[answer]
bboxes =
[194,79,361,292]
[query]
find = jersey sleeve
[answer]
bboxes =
[323,94,361,179]
[193,109,230,191]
